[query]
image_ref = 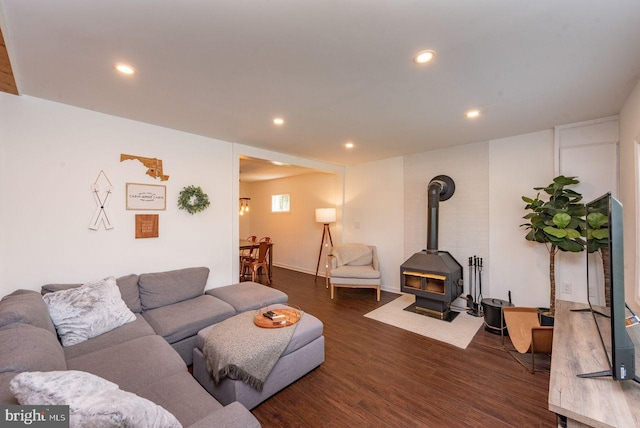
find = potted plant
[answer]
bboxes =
[586,207,610,306]
[521,175,586,319]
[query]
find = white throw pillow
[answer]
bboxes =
[42,277,136,346]
[10,371,182,428]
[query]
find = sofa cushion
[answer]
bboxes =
[43,277,137,346]
[188,402,261,428]
[205,281,288,312]
[63,314,155,360]
[138,267,209,310]
[0,323,66,374]
[10,370,181,428]
[136,371,222,427]
[0,372,18,404]
[0,290,57,335]
[113,274,143,313]
[66,335,186,394]
[142,295,235,344]
[42,274,142,313]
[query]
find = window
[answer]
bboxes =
[272,194,290,212]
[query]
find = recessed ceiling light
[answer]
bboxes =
[115,63,135,75]
[345,142,354,149]
[465,109,480,119]
[413,50,435,64]
[273,118,285,126]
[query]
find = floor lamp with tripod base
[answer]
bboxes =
[314,208,336,281]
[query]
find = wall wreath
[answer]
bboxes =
[177,185,210,214]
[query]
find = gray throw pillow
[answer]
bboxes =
[10,371,182,428]
[42,277,136,346]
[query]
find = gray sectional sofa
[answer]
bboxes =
[0,267,290,427]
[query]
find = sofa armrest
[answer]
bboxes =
[187,402,260,428]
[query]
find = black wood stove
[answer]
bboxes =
[400,175,463,320]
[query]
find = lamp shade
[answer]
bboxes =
[315,208,336,224]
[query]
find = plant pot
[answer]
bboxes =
[537,308,555,326]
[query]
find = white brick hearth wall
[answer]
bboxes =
[404,141,490,301]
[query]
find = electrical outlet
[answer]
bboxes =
[563,282,572,294]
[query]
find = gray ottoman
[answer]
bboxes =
[205,282,288,312]
[192,304,324,409]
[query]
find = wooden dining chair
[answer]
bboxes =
[239,236,258,280]
[242,241,271,284]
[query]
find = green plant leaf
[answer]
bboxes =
[544,226,567,238]
[552,212,571,229]
[592,229,609,239]
[565,229,581,239]
[587,212,608,229]
[553,175,580,187]
[557,239,584,252]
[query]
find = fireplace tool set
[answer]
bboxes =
[466,255,484,317]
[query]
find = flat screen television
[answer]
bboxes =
[580,192,639,382]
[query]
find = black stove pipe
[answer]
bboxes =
[427,180,443,254]
[426,175,455,254]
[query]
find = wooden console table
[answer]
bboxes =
[549,299,640,427]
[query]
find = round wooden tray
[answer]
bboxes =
[254,308,301,328]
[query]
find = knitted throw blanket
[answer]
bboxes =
[202,310,298,392]
[332,243,371,267]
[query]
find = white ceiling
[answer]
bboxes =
[240,156,321,182]
[1,1,639,166]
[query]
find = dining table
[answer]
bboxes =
[239,239,273,281]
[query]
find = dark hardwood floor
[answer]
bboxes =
[250,267,556,427]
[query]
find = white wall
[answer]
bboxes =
[619,78,640,311]
[244,172,341,275]
[404,142,490,304]
[239,180,251,238]
[232,144,344,279]
[1,88,633,311]
[0,93,235,296]
[344,156,404,291]
[489,130,555,307]
[555,117,619,305]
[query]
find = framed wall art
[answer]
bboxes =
[126,183,166,211]
[135,214,159,238]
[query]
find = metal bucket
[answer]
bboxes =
[481,298,513,336]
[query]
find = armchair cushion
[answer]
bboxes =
[330,265,380,280]
[332,244,372,266]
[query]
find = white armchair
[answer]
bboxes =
[326,244,381,301]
